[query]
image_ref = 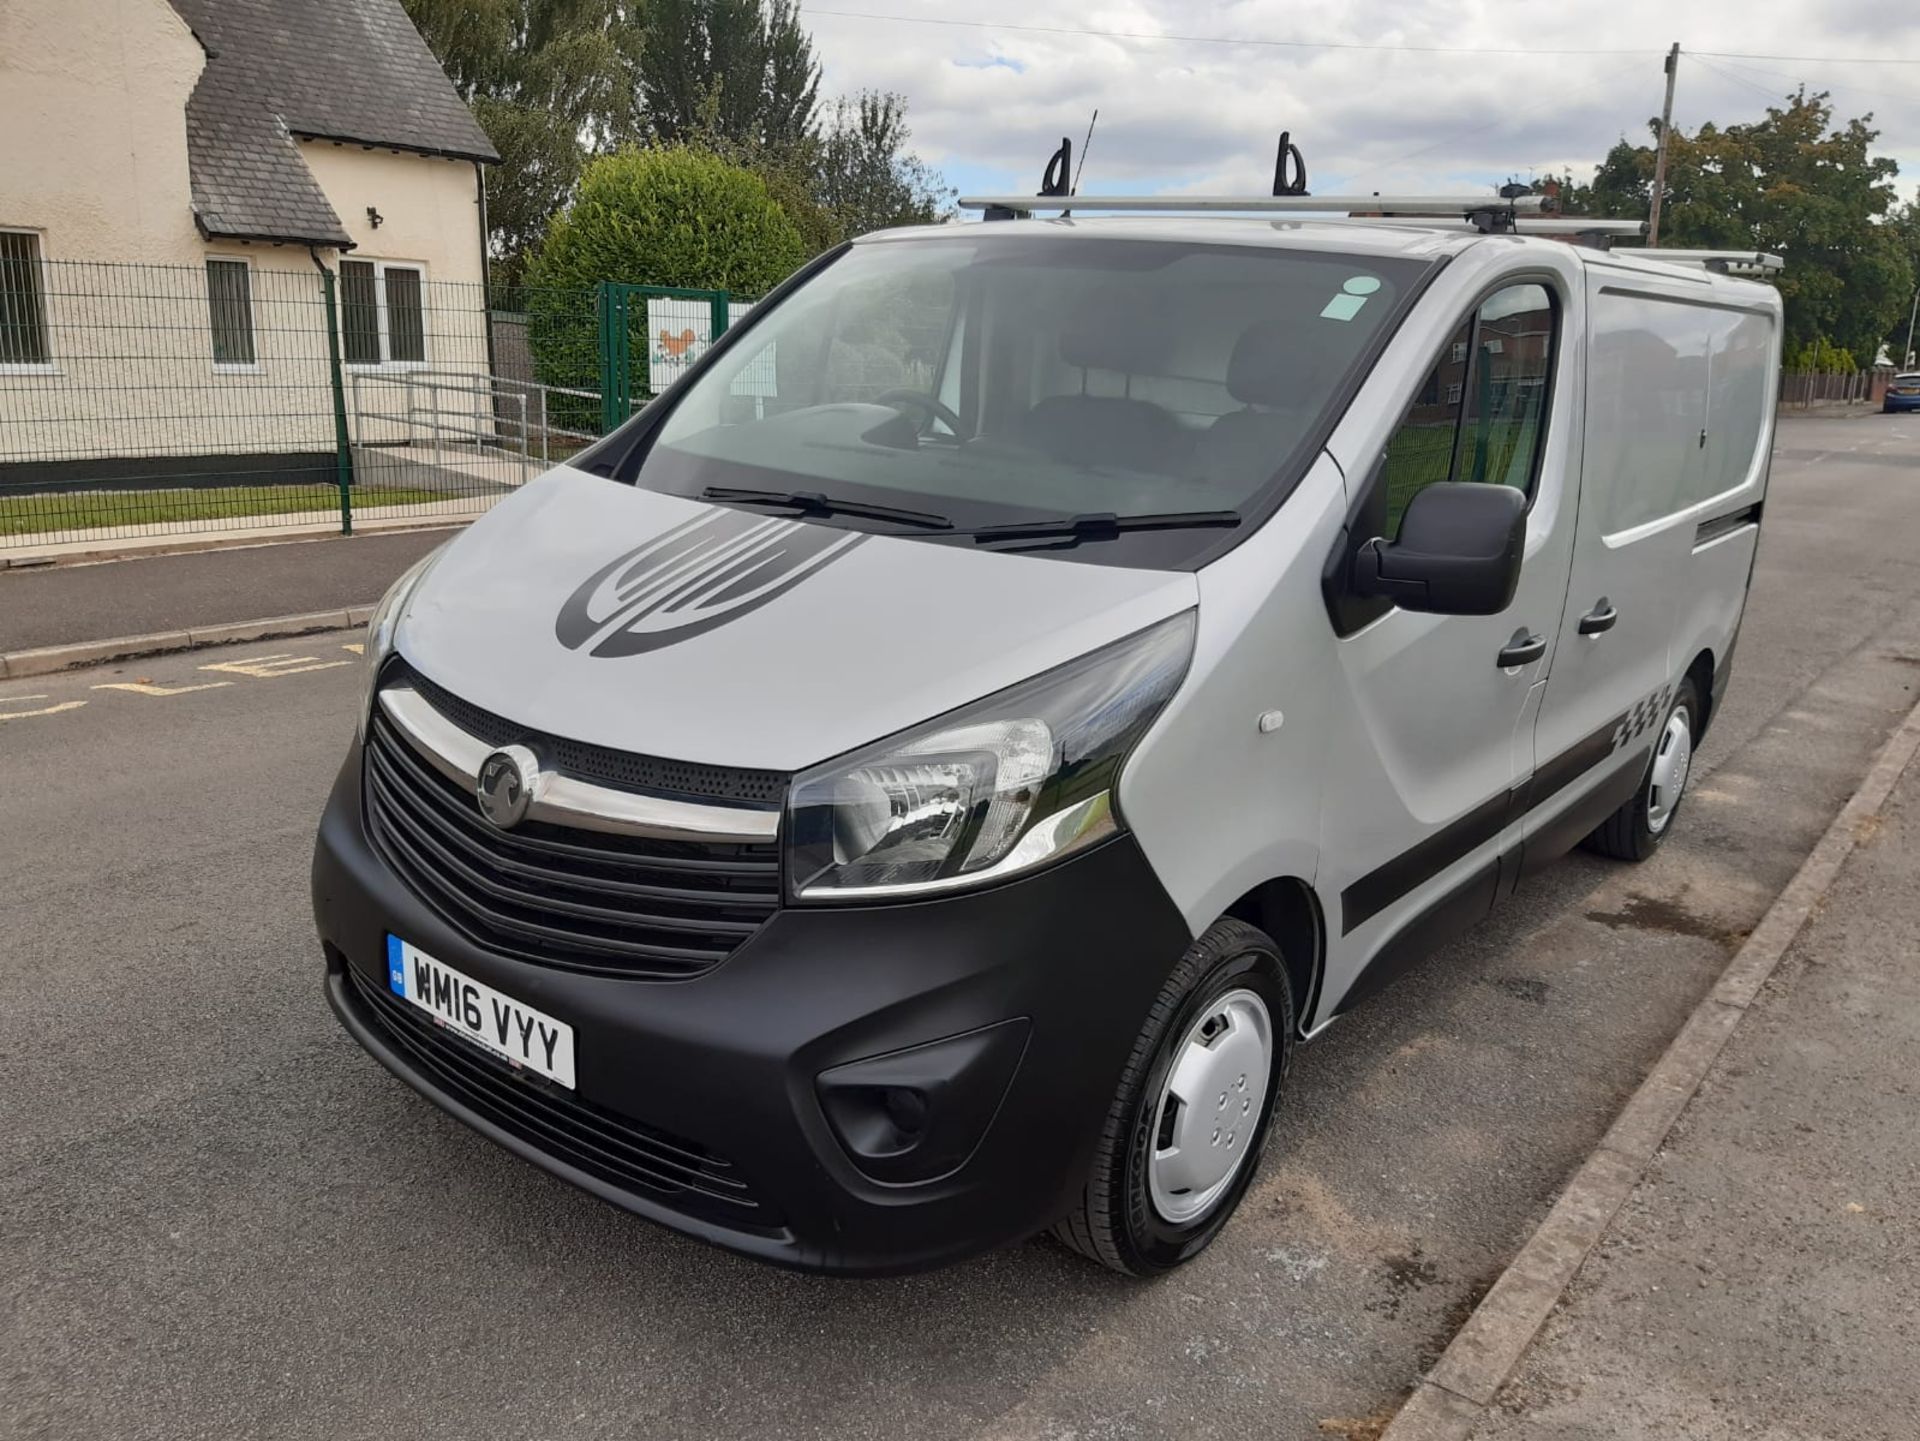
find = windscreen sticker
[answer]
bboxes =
[1321,275,1382,322]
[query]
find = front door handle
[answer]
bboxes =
[1577,599,1619,636]
[1497,629,1547,668]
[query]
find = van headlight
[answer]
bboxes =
[787,612,1195,900]
[359,547,445,740]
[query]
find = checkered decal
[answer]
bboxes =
[1612,683,1673,751]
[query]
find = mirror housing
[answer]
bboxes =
[1353,482,1526,616]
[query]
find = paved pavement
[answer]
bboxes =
[0,528,450,654]
[1474,747,1920,1441]
[2,416,1919,1439]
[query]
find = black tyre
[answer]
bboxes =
[1053,918,1294,1276]
[1585,677,1700,862]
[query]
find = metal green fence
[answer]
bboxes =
[0,257,734,550]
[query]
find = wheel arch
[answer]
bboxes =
[1221,876,1324,1037]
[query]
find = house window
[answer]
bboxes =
[0,229,51,369]
[206,258,257,368]
[339,258,427,366]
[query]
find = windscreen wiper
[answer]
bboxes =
[699,486,955,531]
[967,510,1244,544]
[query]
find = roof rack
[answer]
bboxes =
[961,192,1566,232]
[967,130,1573,233]
[1332,216,1649,238]
[961,134,1769,255]
[1616,248,1784,275]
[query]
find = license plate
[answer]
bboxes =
[385,936,576,1088]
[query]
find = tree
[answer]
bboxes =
[638,0,820,153]
[404,0,646,281]
[1577,91,1912,364]
[814,92,954,240]
[1881,196,1920,367]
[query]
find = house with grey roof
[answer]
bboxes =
[0,0,511,536]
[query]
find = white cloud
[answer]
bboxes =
[798,0,1920,202]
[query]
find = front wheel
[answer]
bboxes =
[1053,918,1294,1276]
[1585,677,1700,861]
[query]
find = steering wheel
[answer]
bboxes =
[872,388,971,440]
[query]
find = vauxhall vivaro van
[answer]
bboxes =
[313,201,1781,1275]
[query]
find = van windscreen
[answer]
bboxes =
[619,236,1427,565]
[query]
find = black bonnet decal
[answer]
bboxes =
[556,508,867,657]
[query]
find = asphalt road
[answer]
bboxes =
[0,528,451,654]
[5,416,1920,1440]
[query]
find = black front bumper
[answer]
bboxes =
[311,744,1192,1274]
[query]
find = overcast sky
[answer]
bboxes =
[797,1,1920,208]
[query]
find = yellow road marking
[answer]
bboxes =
[92,680,236,698]
[0,696,87,721]
[200,653,354,680]
[341,643,365,655]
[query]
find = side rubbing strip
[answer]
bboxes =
[1340,710,1629,936]
[1521,713,1626,813]
[1694,502,1762,548]
[1340,789,1512,937]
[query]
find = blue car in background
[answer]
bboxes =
[1885,374,1920,412]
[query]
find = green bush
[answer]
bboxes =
[525,145,808,297]
[522,146,808,422]
[1786,336,1859,373]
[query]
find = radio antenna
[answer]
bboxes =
[1073,109,1099,195]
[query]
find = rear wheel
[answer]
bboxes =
[1053,918,1294,1276]
[1585,677,1699,861]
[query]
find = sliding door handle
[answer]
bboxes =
[1577,599,1619,636]
[1497,629,1547,668]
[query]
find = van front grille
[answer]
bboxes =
[361,680,783,980]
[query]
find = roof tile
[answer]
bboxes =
[167,0,497,247]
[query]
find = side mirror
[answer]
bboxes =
[1352,482,1526,616]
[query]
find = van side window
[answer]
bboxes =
[1458,284,1555,491]
[1382,317,1474,535]
[1380,283,1557,536]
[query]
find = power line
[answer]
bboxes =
[1691,48,1920,68]
[1697,51,1920,107]
[1689,52,1793,105]
[799,6,1920,66]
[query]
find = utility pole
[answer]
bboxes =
[1647,43,1680,248]
[1905,285,1919,370]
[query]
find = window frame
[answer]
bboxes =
[204,254,261,374]
[338,257,430,371]
[0,226,56,375]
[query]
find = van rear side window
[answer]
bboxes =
[1380,283,1556,536]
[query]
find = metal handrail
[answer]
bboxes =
[349,370,610,470]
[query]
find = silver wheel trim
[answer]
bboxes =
[1646,707,1693,835]
[1148,988,1274,1225]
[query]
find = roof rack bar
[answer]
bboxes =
[958,193,1551,217]
[1623,247,1784,273]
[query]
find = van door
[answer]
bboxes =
[1314,277,1578,1020]
[1523,272,1722,863]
